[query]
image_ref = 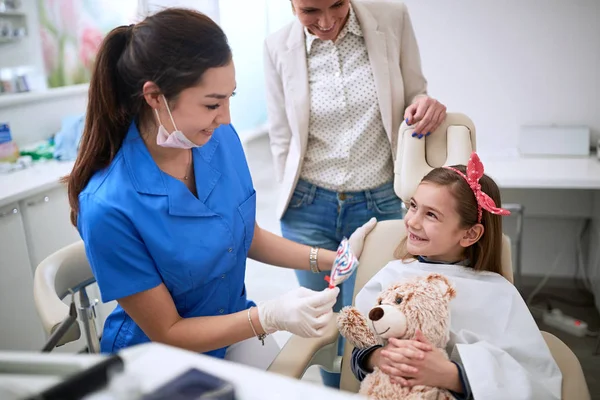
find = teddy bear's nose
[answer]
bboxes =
[369,307,384,321]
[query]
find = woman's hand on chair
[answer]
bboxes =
[348,217,378,259]
[379,330,463,392]
[404,96,447,139]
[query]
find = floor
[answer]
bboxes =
[525,286,600,399]
[242,134,600,397]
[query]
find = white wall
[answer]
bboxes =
[219,1,269,133]
[146,0,219,21]
[403,0,600,152]
[218,0,293,137]
[266,0,295,34]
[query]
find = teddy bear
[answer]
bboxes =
[337,273,457,400]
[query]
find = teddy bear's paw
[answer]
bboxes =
[438,390,454,400]
[360,370,410,400]
[405,386,453,400]
[337,306,379,348]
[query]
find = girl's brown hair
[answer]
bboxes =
[63,8,232,226]
[394,166,504,274]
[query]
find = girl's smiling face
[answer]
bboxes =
[404,182,483,262]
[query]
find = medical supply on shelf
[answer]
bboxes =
[0,123,19,163]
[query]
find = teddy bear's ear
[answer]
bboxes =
[426,273,456,300]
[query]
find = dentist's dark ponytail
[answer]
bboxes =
[64,9,232,226]
[64,25,131,227]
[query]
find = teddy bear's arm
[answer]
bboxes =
[337,306,381,349]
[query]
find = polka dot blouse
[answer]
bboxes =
[300,5,393,192]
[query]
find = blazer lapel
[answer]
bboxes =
[353,1,393,142]
[284,21,310,154]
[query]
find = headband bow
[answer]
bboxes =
[444,152,510,223]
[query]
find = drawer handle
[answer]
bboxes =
[26,196,50,206]
[0,208,18,218]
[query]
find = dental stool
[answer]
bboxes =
[267,113,591,400]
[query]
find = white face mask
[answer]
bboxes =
[155,95,199,149]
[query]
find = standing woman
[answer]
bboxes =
[263,0,447,386]
[66,8,376,369]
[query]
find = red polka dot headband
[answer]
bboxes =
[444,152,511,223]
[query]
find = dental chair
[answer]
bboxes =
[33,240,102,353]
[267,113,591,400]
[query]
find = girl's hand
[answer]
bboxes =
[379,330,463,392]
[370,335,432,374]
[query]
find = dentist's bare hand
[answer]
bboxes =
[257,286,339,338]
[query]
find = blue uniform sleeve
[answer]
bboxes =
[449,361,473,400]
[78,193,163,303]
[351,345,383,381]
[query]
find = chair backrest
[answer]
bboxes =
[33,240,95,346]
[339,113,513,392]
[394,113,476,201]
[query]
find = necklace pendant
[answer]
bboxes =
[184,176,188,180]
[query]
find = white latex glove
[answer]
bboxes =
[258,286,340,338]
[348,217,378,259]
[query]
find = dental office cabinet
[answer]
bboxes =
[0,162,115,353]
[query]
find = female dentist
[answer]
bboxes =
[65,8,376,367]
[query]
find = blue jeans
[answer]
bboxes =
[280,179,405,388]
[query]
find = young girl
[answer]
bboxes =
[350,153,562,399]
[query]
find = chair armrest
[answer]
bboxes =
[267,314,339,379]
[541,331,591,400]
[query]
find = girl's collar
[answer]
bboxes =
[416,255,470,267]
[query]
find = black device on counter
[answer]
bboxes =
[25,355,125,400]
[142,368,236,400]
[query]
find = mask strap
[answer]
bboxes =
[153,108,163,126]
[161,95,179,132]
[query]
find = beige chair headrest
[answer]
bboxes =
[394,113,477,201]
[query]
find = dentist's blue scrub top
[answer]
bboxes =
[77,121,256,358]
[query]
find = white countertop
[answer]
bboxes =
[0,154,599,209]
[0,160,74,208]
[0,343,363,399]
[480,153,600,190]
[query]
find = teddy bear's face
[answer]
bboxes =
[367,273,456,346]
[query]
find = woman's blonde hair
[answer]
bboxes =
[394,165,504,274]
